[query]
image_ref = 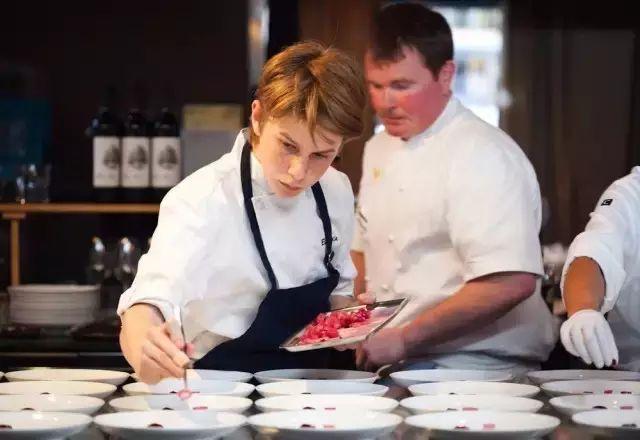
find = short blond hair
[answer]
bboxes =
[250,41,366,146]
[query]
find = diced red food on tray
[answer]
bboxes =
[298,308,372,344]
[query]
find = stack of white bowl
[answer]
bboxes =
[8,284,99,327]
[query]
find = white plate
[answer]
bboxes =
[0,380,116,399]
[391,370,513,388]
[0,411,92,439]
[254,369,377,383]
[6,368,129,386]
[7,284,99,295]
[406,411,560,439]
[550,394,640,416]
[123,379,254,397]
[256,380,388,398]
[573,409,640,439]
[409,381,540,398]
[0,394,103,415]
[255,394,398,413]
[527,369,640,385]
[541,380,640,397]
[400,395,543,414]
[248,410,402,439]
[109,395,252,413]
[94,410,246,440]
[131,369,253,383]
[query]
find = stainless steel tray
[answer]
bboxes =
[280,298,408,352]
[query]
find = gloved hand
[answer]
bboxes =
[560,309,619,369]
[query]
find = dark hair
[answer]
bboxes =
[370,2,454,77]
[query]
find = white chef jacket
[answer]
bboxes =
[118,130,356,359]
[561,167,640,371]
[353,97,558,371]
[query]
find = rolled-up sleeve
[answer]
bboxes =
[117,187,212,324]
[561,181,637,314]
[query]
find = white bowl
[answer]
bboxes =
[0,394,103,415]
[400,395,543,415]
[256,380,388,398]
[406,411,560,439]
[132,369,252,383]
[254,369,377,383]
[123,379,254,397]
[527,369,640,385]
[248,410,402,439]
[94,410,246,440]
[573,409,640,439]
[6,368,130,386]
[0,380,116,399]
[0,411,92,439]
[109,395,252,413]
[550,394,640,416]
[541,380,640,397]
[409,381,540,398]
[255,394,398,413]
[391,369,512,388]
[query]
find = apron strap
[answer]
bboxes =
[311,183,338,275]
[241,141,279,289]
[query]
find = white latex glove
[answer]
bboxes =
[560,309,619,369]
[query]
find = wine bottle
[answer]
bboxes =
[90,87,122,202]
[151,107,181,202]
[121,108,150,202]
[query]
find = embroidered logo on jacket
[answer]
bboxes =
[601,199,613,206]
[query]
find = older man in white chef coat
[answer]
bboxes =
[561,167,640,371]
[351,3,558,376]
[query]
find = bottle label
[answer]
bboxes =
[93,136,120,188]
[151,137,181,188]
[121,137,150,187]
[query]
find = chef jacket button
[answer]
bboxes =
[388,235,395,243]
[381,284,389,291]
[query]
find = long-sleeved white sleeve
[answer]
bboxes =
[117,185,214,325]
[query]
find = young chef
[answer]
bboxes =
[561,167,640,371]
[118,41,366,383]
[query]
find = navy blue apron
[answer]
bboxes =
[194,141,342,372]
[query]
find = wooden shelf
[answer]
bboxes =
[0,203,160,215]
[0,203,160,286]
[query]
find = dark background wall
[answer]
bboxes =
[0,1,250,285]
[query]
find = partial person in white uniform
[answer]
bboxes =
[118,42,366,383]
[351,3,558,376]
[561,167,640,371]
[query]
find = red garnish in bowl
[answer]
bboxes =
[147,423,163,428]
[483,423,496,430]
[0,425,12,429]
[300,424,315,428]
[462,407,478,411]
[454,425,468,430]
[604,389,613,394]
[193,406,208,410]
[621,405,634,410]
[323,424,335,429]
